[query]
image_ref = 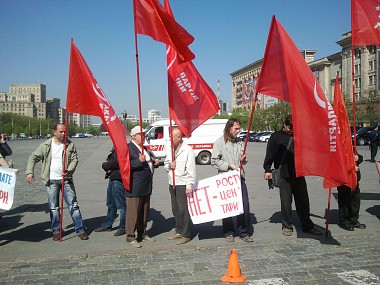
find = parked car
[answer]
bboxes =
[237,131,256,142]
[251,132,269,142]
[259,132,273,142]
[352,126,375,146]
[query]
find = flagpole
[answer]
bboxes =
[240,90,259,170]
[325,188,332,238]
[133,0,145,154]
[59,112,69,241]
[351,45,357,154]
[168,115,176,188]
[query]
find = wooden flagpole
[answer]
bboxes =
[133,0,145,154]
[59,113,69,241]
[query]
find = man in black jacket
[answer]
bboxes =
[263,115,322,237]
[125,126,159,248]
[94,148,127,236]
[369,124,379,162]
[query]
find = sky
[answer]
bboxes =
[0,0,350,121]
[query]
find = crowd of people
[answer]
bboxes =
[0,115,377,246]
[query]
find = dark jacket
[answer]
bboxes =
[125,142,155,197]
[102,148,121,181]
[0,142,12,157]
[263,130,296,178]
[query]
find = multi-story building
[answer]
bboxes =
[230,32,380,113]
[68,113,92,128]
[147,109,162,123]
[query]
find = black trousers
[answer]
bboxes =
[222,178,252,238]
[279,176,314,231]
[337,184,361,225]
[370,142,378,161]
[169,185,192,238]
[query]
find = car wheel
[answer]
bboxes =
[197,151,211,165]
[357,138,366,146]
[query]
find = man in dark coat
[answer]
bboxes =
[125,126,159,248]
[369,124,379,162]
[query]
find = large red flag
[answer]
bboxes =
[134,0,195,63]
[333,74,358,190]
[66,40,130,190]
[352,0,380,46]
[256,16,348,189]
[165,0,219,137]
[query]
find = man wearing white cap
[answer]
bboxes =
[125,126,159,248]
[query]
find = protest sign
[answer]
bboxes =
[188,170,243,224]
[0,166,17,210]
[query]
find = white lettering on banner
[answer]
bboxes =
[327,103,337,152]
[0,167,16,211]
[189,170,243,224]
[92,82,117,125]
[175,72,199,101]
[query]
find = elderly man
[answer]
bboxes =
[164,128,196,245]
[125,126,159,248]
[26,123,88,241]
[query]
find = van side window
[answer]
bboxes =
[154,127,164,139]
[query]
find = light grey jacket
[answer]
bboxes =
[211,136,246,179]
[26,138,78,185]
[164,142,196,189]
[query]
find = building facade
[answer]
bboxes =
[230,32,380,113]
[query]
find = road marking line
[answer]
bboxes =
[248,278,289,285]
[337,270,380,285]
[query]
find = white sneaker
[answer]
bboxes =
[128,240,142,248]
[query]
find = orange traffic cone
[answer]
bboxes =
[221,249,246,283]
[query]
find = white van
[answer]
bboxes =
[144,119,228,165]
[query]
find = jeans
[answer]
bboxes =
[47,180,85,234]
[102,179,126,231]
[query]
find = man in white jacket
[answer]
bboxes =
[164,128,196,245]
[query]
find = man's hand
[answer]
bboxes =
[264,172,272,180]
[139,154,146,162]
[25,173,34,184]
[185,188,192,197]
[169,161,176,170]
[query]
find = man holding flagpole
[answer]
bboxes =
[26,123,88,241]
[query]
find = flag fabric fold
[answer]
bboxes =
[66,40,131,190]
[134,0,195,63]
[256,16,348,189]
[333,74,357,190]
[351,0,380,46]
[165,0,219,137]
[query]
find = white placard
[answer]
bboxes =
[0,166,17,210]
[188,170,243,224]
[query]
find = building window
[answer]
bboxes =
[355,78,361,88]
[369,60,374,71]
[354,64,361,75]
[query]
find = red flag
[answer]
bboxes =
[165,0,219,137]
[66,40,130,190]
[352,0,380,46]
[134,0,195,63]
[333,74,358,190]
[256,16,348,189]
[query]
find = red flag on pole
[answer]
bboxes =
[165,0,219,137]
[333,74,358,190]
[66,40,131,190]
[134,0,195,63]
[256,16,349,189]
[351,0,380,46]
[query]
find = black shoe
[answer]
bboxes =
[114,229,126,236]
[339,223,354,231]
[94,227,112,232]
[352,222,366,229]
